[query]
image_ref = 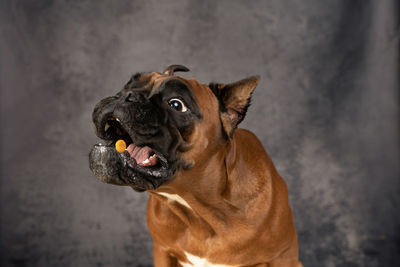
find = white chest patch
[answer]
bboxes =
[180,252,235,267]
[157,192,192,210]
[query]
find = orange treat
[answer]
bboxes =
[115,139,127,153]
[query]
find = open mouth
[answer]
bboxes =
[102,116,165,168]
[89,115,172,191]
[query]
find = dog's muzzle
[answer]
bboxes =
[88,91,175,191]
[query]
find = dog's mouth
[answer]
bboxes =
[89,115,172,191]
[104,116,163,168]
[126,143,159,167]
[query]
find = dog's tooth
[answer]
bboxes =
[141,158,151,164]
[115,117,121,122]
[104,122,111,132]
[150,154,157,159]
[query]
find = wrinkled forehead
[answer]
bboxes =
[124,72,186,92]
[124,72,212,100]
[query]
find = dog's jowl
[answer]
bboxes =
[89,65,303,267]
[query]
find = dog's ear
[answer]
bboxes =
[210,76,260,137]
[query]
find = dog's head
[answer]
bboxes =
[89,65,259,191]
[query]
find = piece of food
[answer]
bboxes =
[115,139,127,153]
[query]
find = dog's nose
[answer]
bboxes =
[116,91,161,127]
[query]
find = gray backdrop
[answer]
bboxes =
[1,0,399,266]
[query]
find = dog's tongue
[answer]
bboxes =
[125,143,157,166]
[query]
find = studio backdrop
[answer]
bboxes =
[1,0,398,266]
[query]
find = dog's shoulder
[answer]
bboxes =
[233,128,269,156]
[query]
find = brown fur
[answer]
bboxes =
[145,75,302,266]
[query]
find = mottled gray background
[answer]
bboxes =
[1,0,399,266]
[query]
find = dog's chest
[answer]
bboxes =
[180,252,236,267]
[157,192,192,210]
[153,194,237,267]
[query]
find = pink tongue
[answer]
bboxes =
[126,144,154,164]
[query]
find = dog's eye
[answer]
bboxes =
[168,98,188,112]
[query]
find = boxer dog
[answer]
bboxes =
[89,65,302,267]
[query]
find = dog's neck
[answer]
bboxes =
[148,138,233,240]
[150,130,276,230]
[153,140,230,206]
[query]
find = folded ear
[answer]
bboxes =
[210,76,260,137]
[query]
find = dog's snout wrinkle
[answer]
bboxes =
[125,93,134,102]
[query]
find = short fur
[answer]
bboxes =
[89,66,302,267]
